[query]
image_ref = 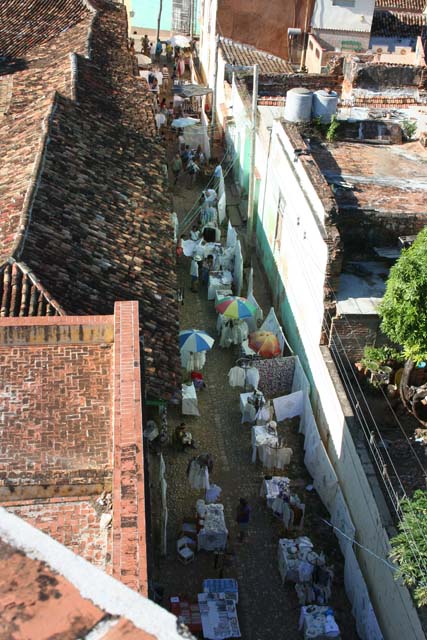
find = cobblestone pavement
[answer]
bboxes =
[149,56,358,639]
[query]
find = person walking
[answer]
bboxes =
[236,498,251,542]
[142,34,150,55]
[171,153,182,185]
[162,64,170,93]
[155,39,163,61]
[190,256,201,292]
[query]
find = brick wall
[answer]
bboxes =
[112,301,147,596]
[329,314,386,363]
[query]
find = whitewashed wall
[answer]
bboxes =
[311,0,375,32]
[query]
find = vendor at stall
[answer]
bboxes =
[175,423,196,451]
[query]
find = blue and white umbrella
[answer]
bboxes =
[179,329,215,352]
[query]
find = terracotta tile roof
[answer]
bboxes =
[19,94,178,398]
[375,0,426,11]
[372,8,427,37]
[0,261,64,317]
[0,508,184,640]
[0,0,92,59]
[0,303,148,594]
[219,37,293,74]
[0,0,180,398]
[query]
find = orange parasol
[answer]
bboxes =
[248,331,281,358]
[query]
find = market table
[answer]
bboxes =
[299,605,341,639]
[197,503,228,551]
[182,382,200,416]
[240,391,265,423]
[170,596,202,633]
[278,537,317,583]
[203,579,238,603]
[208,270,233,300]
[251,425,278,463]
[198,592,241,639]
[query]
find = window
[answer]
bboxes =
[274,194,286,252]
[315,48,320,59]
[309,40,314,50]
[332,0,355,5]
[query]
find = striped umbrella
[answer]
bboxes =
[215,296,257,320]
[179,329,215,352]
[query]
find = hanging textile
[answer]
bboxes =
[226,220,237,248]
[233,240,243,297]
[217,165,226,224]
[273,390,304,421]
[252,357,296,398]
[228,366,246,388]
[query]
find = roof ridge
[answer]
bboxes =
[11,95,59,262]
[3,258,65,316]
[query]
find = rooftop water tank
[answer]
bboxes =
[312,89,338,123]
[284,88,313,123]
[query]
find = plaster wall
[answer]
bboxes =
[237,106,424,638]
[311,0,375,32]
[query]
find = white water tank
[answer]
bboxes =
[312,89,338,123]
[284,88,313,123]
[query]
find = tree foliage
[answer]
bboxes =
[379,229,427,363]
[390,490,427,607]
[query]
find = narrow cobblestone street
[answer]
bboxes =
[149,54,358,639]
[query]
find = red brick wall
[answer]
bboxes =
[329,314,384,363]
[112,301,147,596]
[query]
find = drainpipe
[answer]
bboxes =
[246,63,259,249]
[210,34,220,154]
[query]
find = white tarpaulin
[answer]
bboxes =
[217,166,226,224]
[290,355,383,640]
[184,124,210,161]
[234,240,243,297]
[345,547,384,640]
[226,220,237,248]
[273,390,304,421]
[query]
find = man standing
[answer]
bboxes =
[236,498,251,542]
[171,153,183,185]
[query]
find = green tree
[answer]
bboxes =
[379,229,427,424]
[390,490,427,607]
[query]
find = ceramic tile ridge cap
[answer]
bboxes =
[5,258,65,315]
[0,508,185,640]
[220,37,289,64]
[10,95,59,261]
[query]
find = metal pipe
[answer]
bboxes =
[210,34,219,153]
[246,63,258,248]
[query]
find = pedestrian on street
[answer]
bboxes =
[236,498,251,542]
[186,158,200,185]
[162,64,170,92]
[171,153,182,185]
[142,34,150,55]
[190,255,201,292]
[166,41,173,61]
[155,39,163,61]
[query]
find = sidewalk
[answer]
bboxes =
[149,53,358,639]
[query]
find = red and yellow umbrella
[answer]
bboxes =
[249,331,281,358]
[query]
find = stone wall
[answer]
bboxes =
[337,209,427,249]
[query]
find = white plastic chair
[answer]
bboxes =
[177,537,195,564]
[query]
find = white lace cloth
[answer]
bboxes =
[188,461,210,490]
[197,503,228,551]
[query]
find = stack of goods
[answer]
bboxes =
[299,605,340,639]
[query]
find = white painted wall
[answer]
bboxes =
[230,94,425,638]
[311,0,375,32]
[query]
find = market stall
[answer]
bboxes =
[198,592,241,640]
[182,382,200,416]
[299,605,341,639]
[197,501,228,552]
